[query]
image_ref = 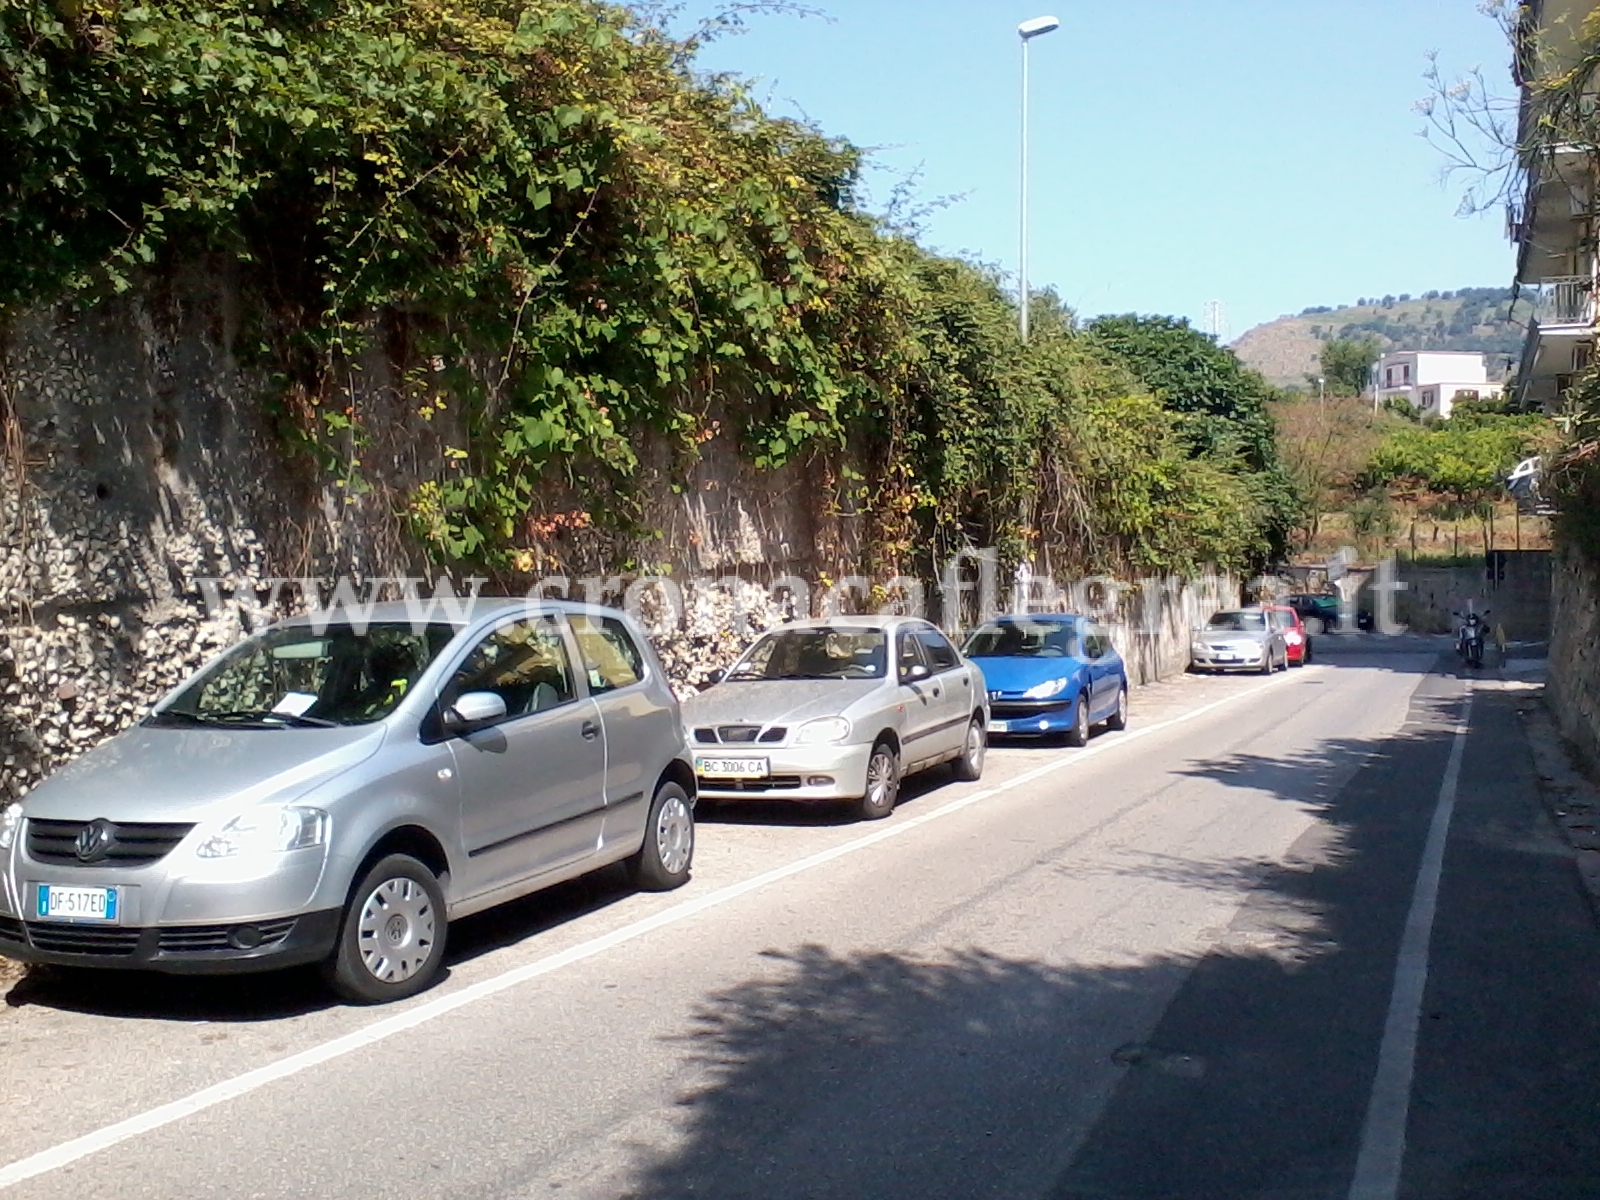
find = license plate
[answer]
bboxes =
[1216,654,1238,662]
[696,757,769,779]
[36,885,119,923]
[987,720,1009,734]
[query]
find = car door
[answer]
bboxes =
[894,629,944,768]
[442,614,607,898]
[567,611,670,855]
[914,626,974,756]
[1084,624,1119,718]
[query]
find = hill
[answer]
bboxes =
[1231,287,1530,390]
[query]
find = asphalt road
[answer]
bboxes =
[2,637,1597,1199]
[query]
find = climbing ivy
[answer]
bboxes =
[0,0,1297,578]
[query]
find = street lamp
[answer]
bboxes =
[1018,14,1059,343]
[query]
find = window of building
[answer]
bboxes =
[1421,389,1436,407]
[1575,343,1594,373]
[1402,364,1412,383]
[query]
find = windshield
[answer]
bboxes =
[726,628,887,681]
[1207,611,1267,632]
[963,621,1080,658]
[148,623,458,728]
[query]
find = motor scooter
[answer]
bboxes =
[1452,609,1489,669]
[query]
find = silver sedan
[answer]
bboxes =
[1190,607,1290,674]
[681,617,989,820]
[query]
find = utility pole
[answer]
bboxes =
[1017,15,1059,342]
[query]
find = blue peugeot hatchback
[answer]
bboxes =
[962,614,1128,746]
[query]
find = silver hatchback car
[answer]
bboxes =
[0,600,696,1002]
[682,616,989,820]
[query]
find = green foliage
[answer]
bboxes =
[1366,410,1547,502]
[1317,338,1379,396]
[0,0,1295,578]
[1080,314,1300,561]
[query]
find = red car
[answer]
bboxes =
[1265,605,1311,666]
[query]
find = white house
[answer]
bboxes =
[1370,350,1502,419]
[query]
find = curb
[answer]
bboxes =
[1518,689,1600,921]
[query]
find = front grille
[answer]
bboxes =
[0,915,24,944]
[27,819,195,868]
[695,725,788,744]
[701,775,804,792]
[991,701,1071,718]
[24,923,141,956]
[158,917,297,954]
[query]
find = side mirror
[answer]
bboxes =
[443,691,507,733]
[706,667,726,686]
[907,663,930,681]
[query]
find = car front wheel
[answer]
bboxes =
[859,742,901,820]
[324,853,447,1004]
[1065,696,1090,747]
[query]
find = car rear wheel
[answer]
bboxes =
[626,781,695,891]
[1106,685,1129,731]
[324,853,447,1005]
[1065,696,1090,748]
[952,717,986,781]
[859,742,901,820]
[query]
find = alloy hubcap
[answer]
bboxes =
[656,795,693,875]
[867,751,895,807]
[1118,690,1127,724]
[357,877,436,984]
[966,722,985,772]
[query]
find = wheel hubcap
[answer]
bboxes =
[966,723,985,772]
[656,795,693,875]
[357,877,435,984]
[867,751,895,807]
[1118,690,1127,724]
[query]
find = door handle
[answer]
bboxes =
[581,720,600,740]
[932,687,942,697]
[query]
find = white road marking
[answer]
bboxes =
[1347,684,1473,1200]
[0,668,1314,1190]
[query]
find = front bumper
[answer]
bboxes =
[1190,647,1265,672]
[0,908,341,974]
[987,698,1077,735]
[693,741,874,801]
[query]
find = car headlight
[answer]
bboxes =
[1190,641,1209,655]
[0,804,20,851]
[1022,677,1070,700]
[795,717,852,745]
[196,806,328,860]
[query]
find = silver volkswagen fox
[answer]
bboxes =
[0,600,696,1003]
[682,616,989,820]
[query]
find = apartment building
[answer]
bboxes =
[1371,350,1502,419]
[1509,0,1598,411]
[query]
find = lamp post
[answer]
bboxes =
[1017,14,1059,342]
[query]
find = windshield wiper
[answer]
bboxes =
[214,710,339,728]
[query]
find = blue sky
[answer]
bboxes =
[670,1,1516,338]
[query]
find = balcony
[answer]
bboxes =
[1533,275,1595,329]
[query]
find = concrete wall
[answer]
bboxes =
[1550,550,1600,772]
[1392,551,1552,640]
[0,271,1227,800]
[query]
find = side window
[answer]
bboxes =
[1085,627,1111,659]
[896,631,928,683]
[915,629,960,672]
[450,618,575,719]
[570,615,645,694]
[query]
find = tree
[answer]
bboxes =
[1319,339,1380,397]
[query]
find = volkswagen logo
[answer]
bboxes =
[75,819,114,864]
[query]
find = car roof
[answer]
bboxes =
[982,612,1086,625]
[754,615,928,633]
[275,596,605,631]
